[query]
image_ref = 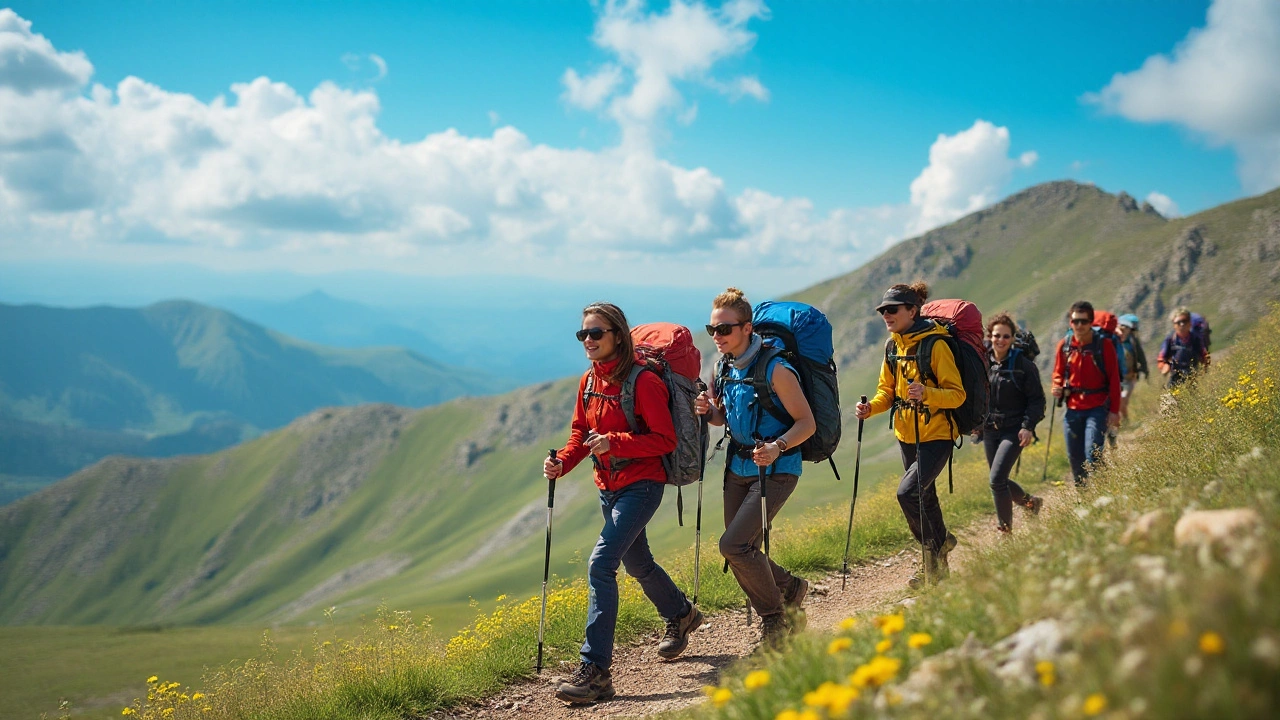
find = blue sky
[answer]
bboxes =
[1,0,1277,298]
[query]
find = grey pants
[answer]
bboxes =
[983,427,1032,528]
[719,469,799,617]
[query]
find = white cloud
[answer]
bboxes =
[0,8,92,94]
[0,9,1036,293]
[1144,191,1182,218]
[563,0,770,146]
[341,52,388,82]
[561,64,623,110]
[1088,0,1280,193]
[906,120,1038,235]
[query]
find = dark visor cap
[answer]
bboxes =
[874,287,922,313]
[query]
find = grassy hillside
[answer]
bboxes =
[0,300,513,496]
[3,180,1278,716]
[687,309,1280,720]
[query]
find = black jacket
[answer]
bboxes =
[986,349,1046,432]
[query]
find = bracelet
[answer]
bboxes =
[775,438,789,452]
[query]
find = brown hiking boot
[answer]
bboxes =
[908,533,958,588]
[783,576,809,611]
[657,604,703,659]
[759,612,792,648]
[996,523,1012,536]
[1023,495,1043,515]
[555,662,615,704]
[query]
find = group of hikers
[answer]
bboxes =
[539,286,1211,704]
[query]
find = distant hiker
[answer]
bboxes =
[1158,307,1210,389]
[544,302,701,704]
[1051,301,1121,487]
[854,281,964,587]
[694,287,815,646]
[1115,314,1149,432]
[981,312,1045,533]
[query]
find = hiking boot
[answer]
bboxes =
[1023,495,1043,515]
[996,523,1012,536]
[656,604,703,659]
[1107,429,1118,449]
[555,661,615,704]
[935,532,958,579]
[908,533,958,589]
[782,576,809,611]
[759,612,792,648]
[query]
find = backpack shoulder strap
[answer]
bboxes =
[618,363,648,434]
[884,336,898,377]
[916,334,943,386]
[750,346,793,429]
[582,371,595,412]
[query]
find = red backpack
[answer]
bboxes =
[884,299,988,436]
[583,323,707,500]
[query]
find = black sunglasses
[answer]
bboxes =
[1174,319,1190,326]
[1070,318,1092,326]
[877,305,906,316]
[576,327,615,342]
[705,322,746,337]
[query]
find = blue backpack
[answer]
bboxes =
[715,301,843,475]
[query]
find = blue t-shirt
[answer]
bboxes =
[722,353,803,478]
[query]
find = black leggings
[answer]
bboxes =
[983,427,1032,527]
[896,439,952,552]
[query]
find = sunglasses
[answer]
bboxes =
[1174,319,1189,326]
[705,322,746,337]
[877,305,905,316]
[991,333,1012,340]
[575,327,615,342]
[1070,318,1092,326]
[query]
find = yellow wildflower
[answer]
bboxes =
[828,637,853,655]
[908,632,933,649]
[776,712,800,720]
[712,687,732,707]
[1083,693,1108,716]
[876,638,892,654]
[192,693,204,701]
[849,656,901,688]
[1036,660,1055,686]
[839,617,857,631]
[745,670,772,690]
[1199,631,1225,655]
[874,613,906,635]
[147,676,159,684]
[803,681,859,714]
[162,709,174,717]
[702,685,718,697]
[122,710,136,717]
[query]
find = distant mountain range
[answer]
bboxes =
[4,180,1278,628]
[0,300,515,500]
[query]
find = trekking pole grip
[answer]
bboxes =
[857,395,867,440]
[547,449,558,506]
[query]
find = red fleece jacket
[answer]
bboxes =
[1052,333,1122,413]
[556,356,676,492]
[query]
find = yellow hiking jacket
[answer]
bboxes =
[868,321,966,444]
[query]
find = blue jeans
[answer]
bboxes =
[582,480,689,670]
[1063,405,1109,485]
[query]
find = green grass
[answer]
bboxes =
[683,310,1280,720]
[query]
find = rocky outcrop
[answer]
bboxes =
[1114,224,1215,322]
[451,379,577,471]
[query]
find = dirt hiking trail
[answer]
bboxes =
[427,488,1071,720]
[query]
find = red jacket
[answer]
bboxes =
[557,356,676,492]
[1052,333,1122,413]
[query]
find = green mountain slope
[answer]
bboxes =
[0,300,514,492]
[3,181,1278,631]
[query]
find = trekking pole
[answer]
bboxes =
[693,416,708,605]
[1041,395,1060,483]
[841,395,868,592]
[536,449,558,675]
[757,444,771,560]
[913,402,927,586]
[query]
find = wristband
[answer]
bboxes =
[775,438,789,452]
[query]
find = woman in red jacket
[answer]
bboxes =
[542,302,700,705]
